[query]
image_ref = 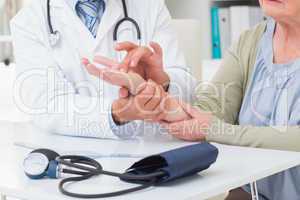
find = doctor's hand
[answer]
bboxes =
[161,102,213,142]
[111,80,167,124]
[115,42,170,90]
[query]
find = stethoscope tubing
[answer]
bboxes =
[56,155,166,198]
[47,0,141,46]
[59,174,156,199]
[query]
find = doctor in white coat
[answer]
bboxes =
[11,0,196,139]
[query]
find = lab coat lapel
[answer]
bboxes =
[94,0,122,45]
[50,0,95,57]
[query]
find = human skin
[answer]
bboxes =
[84,63,190,123]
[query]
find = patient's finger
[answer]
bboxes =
[85,65,129,88]
[93,55,120,69]
[81,58,90,66]
[85,63,104,77]
[164,120,207,141]
[102,70,131,88]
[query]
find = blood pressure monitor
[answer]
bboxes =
[22,143,218,199]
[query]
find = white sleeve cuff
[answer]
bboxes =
[108,103,141,139]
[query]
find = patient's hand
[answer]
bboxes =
[85,63,146,95]
[160,97,191,123]
[85,63,190,123]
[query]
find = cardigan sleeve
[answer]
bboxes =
[194,22,300,152]
[206,117,300,151]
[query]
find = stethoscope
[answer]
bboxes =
[23,149,166,198]
[47,0,142,47]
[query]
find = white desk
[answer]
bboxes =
[1,121,300,200]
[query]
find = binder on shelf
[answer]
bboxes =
[229,6,266,43]
[211,7,222,59]
[229,6,251,43]
[218,7,231,57]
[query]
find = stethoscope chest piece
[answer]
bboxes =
[49,31,60,47]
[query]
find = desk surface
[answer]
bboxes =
[1,121,300,200]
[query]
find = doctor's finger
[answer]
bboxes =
[115,42,138,52]
[93,55,121,69]
[129,47,153,67]
[150,42,163,57]
[119,87,129,98]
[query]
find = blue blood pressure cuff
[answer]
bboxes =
[122,142,218,184]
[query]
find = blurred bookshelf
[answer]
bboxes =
[165,0,265,80]
[165,0,264,59]
[210,0,264,59]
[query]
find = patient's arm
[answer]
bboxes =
[85,64,190,122]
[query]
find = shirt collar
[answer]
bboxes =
[260,18,300,76]
[65,0,108,12]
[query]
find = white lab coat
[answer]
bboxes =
[11,0,196,139]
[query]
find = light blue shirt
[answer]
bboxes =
[239,19,300,200]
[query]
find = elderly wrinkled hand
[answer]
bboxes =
[161,102,213,142]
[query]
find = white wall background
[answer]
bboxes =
[165,0,212,60]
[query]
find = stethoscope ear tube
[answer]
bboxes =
[113,17,141,42]
[113,0,141,42]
